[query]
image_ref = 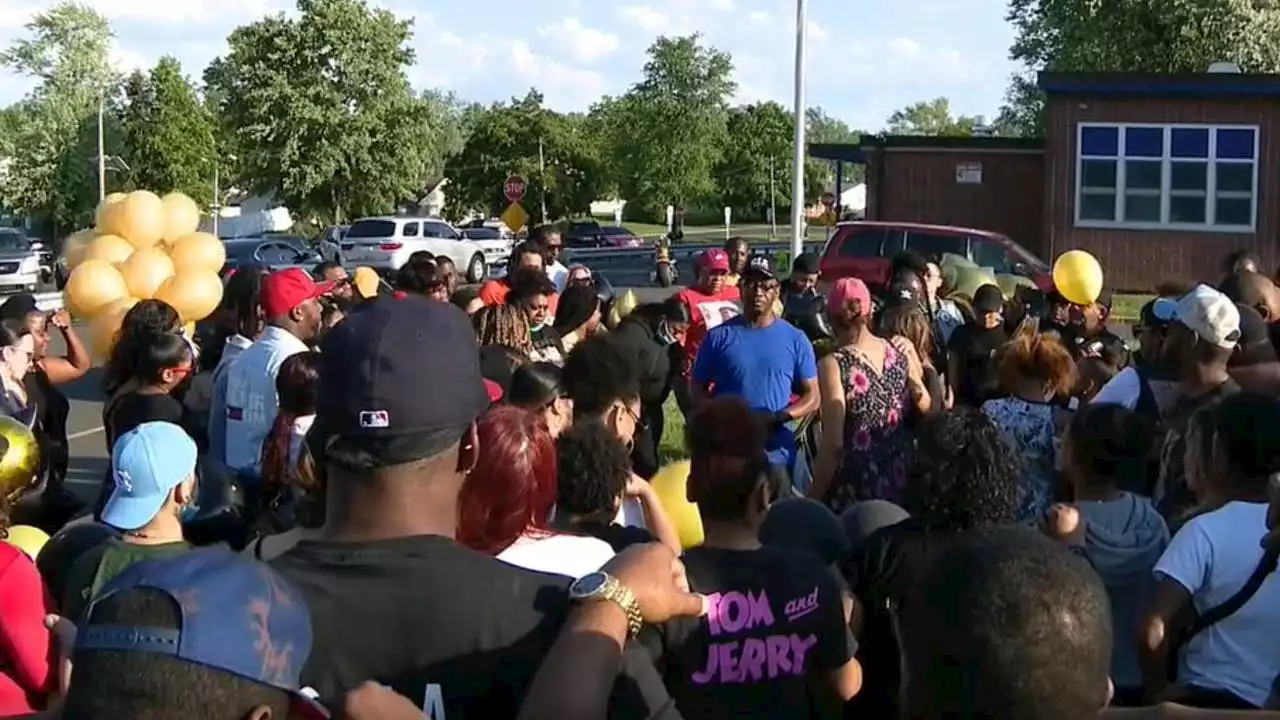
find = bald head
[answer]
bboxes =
[1221,271,1280,322]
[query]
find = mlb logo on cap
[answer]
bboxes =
[359,410,390,428]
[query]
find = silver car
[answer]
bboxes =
[0,230,43,293]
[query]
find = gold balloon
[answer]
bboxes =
[64,260,130,318]
[650,461,704,549]
[182,320,195,337]
[154,271,223,323]
[62,228,97,271]
[614,289,638,320]
[949,266,999,304]
[160,192,201,243]
[0,416,40,503]
[168,232,226,274]
[117,190,166,249]
[87,296,138,363]
[120,247,176,299]
[353,266,380,299]
[95,192,127,236]
[83,233,135,266]
[5,525,49,560]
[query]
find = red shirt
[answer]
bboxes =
[675,285,741,376]
[0,543,54,716]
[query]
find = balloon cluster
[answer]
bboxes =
[61,191,226,361]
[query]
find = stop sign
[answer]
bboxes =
[504,175,527,203]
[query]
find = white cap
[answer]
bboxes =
[1175,284,1241,349]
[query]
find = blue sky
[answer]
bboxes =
[0,0,1019,131]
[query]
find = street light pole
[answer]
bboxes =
[212,163,219,239]
[789,0,809,258]
[97,96,105,205]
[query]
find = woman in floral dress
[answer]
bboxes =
[809,279,931,512]
[980,325,1076,522]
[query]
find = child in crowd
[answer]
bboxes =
[1047,401,1168,706]
[60,421,198,622]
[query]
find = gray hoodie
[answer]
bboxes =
[1078,492,1170,690]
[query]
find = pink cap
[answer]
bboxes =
[829,277,872,317]
[698,248,730,272]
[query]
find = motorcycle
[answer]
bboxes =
[651,237,678,287]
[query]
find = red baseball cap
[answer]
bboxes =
[261,268,335,317]
[829,277,873,317]
[699,248,730,273]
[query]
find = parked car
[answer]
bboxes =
[339,216,490,283]
[0,229,44,294]
[564,223,645,249]
[221,237,324,275]
[458,222,514,270]
[818,221,1052,292]
[317,225,348,262]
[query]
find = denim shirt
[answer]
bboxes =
[216,328,308,476]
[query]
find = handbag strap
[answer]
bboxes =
[1185,541,1280,641]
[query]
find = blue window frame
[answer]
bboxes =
[1075,123,1258,231]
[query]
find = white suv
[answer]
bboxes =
[340,216,491,282]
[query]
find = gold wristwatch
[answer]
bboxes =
[568,571,643,639]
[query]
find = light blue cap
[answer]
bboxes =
[103,421,198,531]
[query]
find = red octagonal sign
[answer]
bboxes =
[504,175,527,203]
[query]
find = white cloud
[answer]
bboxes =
[708,0,734,9]
[536,17,619,64]
[806,21,827,42]
[888,37,921,58]
[13,0,282,25]
[506,39,607,108]
[618,5,671,33]
[107,39,148,74]
[748,10,769,24]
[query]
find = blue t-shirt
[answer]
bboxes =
[691,317,817,469]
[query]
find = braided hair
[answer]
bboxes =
[472,304,533,357]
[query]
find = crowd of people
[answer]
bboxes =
[0,227,1277,719]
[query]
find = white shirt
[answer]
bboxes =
[1091,366,1142,409]
[288,414,315,469]
[1154,501,1280,706]
[221,326,310,474]
[497,532,615,579]
[547,260,569,293]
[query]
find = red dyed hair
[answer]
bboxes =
[457,405,558,555]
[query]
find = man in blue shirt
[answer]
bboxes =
[691,255,820,475]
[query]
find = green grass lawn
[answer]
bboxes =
[1110,293,1154,323]
[658,395,689,464]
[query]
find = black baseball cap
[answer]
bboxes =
[742,254,776,281]
[316,293,489,465]
[791,252,820,275]
[973,284,1005,313]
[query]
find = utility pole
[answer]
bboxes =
[538,136,548,224]
[769,156,778,240]
[97,96,105,205]
[789,0,809,258]
[212,162,219,238]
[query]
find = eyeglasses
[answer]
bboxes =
[617,402,645,429]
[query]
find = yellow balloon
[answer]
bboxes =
[119,246,176,299]
[168,232,226,274]
[1052,250,1104,306]
[64,260,130,318]
[0,416,39,503]
[62,228,97,271]
[5,525,48,561]
[116,190,166,249]
[154,271,223,323]
[94,192,128,235]
[650,460,704,550]
[160,192,201,243]
[353,266,380,299]
[83,233,135,266]
[183,320,195,337]
[950,266,998,304]
[87,296,138,363]
[614,289,638,320]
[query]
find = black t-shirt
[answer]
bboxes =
[840,518,962,720]
[946,323,1008,406]
[270,534,675,719]
[641,546,852,719]
[1155,378,1241,524]
[103,390,185,448]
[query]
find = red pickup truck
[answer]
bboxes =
[818,221,1053,292]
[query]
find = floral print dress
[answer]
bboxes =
[981,397,1057,522]
[823,343,913,513]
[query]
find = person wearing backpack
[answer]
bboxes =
[1139,393,1280,709]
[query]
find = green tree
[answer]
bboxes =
[885,97,978,136]
[805,106,865,186]
[445,90,606,222]
[998,0,1280,136]
[204,0,441,223]
[119,57,217,207]
[714,102,826,219]
[606,35,736,218]
[0,2,118,232]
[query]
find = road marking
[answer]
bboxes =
[68,426,104,440]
